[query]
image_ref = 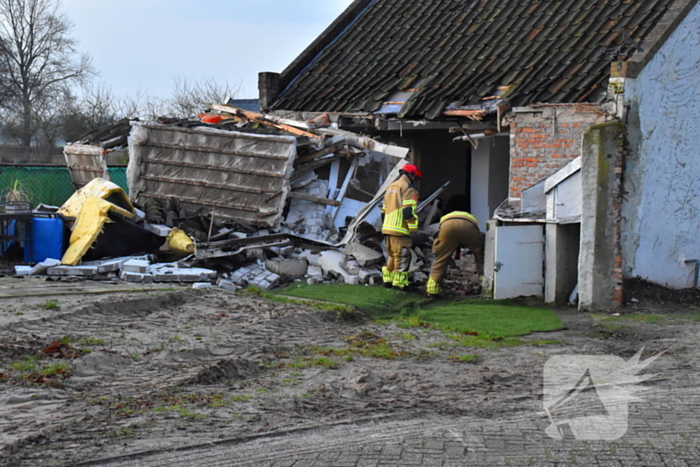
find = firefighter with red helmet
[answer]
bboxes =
[381,163,421,290]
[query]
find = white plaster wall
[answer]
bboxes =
[622,5,700,288]
[470,143,490,230]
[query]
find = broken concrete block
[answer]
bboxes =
[144,223,171,237]
[47,265,99,276]
[307,277,321,285]
[123,259,150,274]
[344,275,360,285]
[192,282,212,289]
[265,258,308,279]
[340,257,360,276]
[20,258,62,276]
[14,265,32,275]
[299,250,322,267]
[148,264,216,283]
[229,263,280,290]
[81,256,149,274]
[120,271,154,283]
[358,268,382,284]
[319,250,360,285]
[306,265,323,281]
[217,278,238,292]
[343,243,384,267]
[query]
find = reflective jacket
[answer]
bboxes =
[440,211,479,227]
[382,176,418,236]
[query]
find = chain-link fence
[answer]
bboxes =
[0,166,128,208]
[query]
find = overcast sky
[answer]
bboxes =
[61,0,354,99]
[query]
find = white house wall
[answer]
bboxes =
[621,5,700,288]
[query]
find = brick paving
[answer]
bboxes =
[85,384,700,467]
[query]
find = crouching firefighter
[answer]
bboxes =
[381,164,421,290]
[426,211,485,298]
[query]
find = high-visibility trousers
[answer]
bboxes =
[382,234,412,288]
[427,219,484,294]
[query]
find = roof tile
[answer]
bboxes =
[274,0,681,117]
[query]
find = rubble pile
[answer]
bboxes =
[5,105,479,294]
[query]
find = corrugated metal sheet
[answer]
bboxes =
[127,122,297,228]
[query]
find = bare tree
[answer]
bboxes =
[0,0,92,148]
[162,76,240,118]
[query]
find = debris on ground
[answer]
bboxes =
[1,106,481,295]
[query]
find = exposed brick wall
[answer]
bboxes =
[612,136,626,307]
[507,105,606,198]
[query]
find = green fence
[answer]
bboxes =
[0,166,128,207]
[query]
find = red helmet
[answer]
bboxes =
[401,163,423,179]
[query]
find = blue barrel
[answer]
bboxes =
[25,216,65,263]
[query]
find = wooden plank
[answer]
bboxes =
[287,192,340,206]
[209,104,320,138]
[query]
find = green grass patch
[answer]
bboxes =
[274,283,563,339]
[528,339,562,346]
[273,283,416,319]
[40,300,58,310]
[10,356,39,372]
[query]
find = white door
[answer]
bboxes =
[494,224,544,299]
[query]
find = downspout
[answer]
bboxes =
[685,260,700,288]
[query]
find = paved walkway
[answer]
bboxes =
[78,384,700,467]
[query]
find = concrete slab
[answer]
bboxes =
[306,265,323,281]
[343,243,384,267]
[216,278,238,292]
[47,265,99,276]
[148,264,216,283]
[14,266,32,276]
[123,259,150,274]
[318,250,360,285]
[265,258,308,279]
[340,257,360,276]
[120,271,155,284]
[81,256,150,274]
[358,268,382,284]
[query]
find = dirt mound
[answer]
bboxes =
[624,278,700,306]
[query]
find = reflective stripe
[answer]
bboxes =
[440,211,478,226]
[392,271,409,288]
[426,278,440,295]
[382,266,393,283]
